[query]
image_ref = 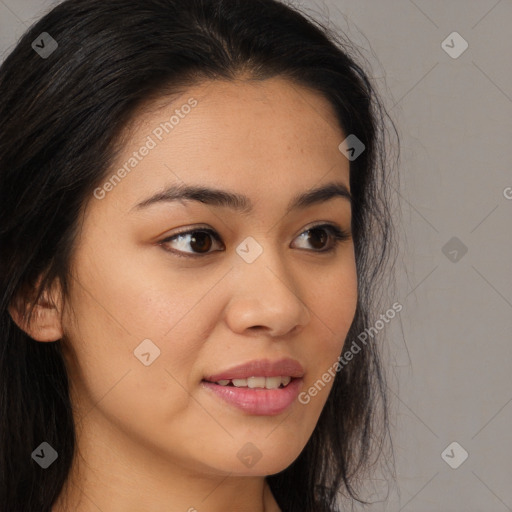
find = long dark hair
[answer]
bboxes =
[0,0,400,510]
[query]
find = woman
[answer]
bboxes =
[0,0,400,510]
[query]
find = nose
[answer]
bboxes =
[224,246,311,338]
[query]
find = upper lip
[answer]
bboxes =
[204,357,305,382]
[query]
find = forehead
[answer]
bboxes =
[95,76,351,214]
[132,76,345,143]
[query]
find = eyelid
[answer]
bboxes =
[298,221,351,238]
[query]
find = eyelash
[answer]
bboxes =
[159,223,351,259]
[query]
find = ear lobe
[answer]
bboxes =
[8,279,64,342]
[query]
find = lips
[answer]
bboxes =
[201,357,304,415]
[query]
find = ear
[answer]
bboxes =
[8,277,64,342]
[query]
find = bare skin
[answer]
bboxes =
[10,76,357,512]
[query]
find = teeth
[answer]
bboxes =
[215,376,293,389]
[247,376,266,388]
[263,376,282,389]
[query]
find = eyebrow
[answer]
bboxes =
[131,181,352,214]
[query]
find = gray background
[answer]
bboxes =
[1,1,511,511]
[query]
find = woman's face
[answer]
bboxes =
[60,76,357,478]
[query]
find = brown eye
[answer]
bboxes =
[160,229,224,257]
[188,231,213,253]
[293,225,350,252]
[305,228,329,250]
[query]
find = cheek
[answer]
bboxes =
[299,260,358,403]
[307,255,358,336]
[61,281,207,456]
[61,253,211,426]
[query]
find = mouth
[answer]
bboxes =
[203,375,293,389]
[201,357,305,415]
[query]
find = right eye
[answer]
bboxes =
[159,228,225,258]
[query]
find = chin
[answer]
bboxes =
[204,434,307,477]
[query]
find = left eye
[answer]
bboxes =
[294,225,350,251]
[159,224,351,258]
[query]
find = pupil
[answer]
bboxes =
[191,232,212,253]
[309,229,327,249]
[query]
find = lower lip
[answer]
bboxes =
[201,378,303,416]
